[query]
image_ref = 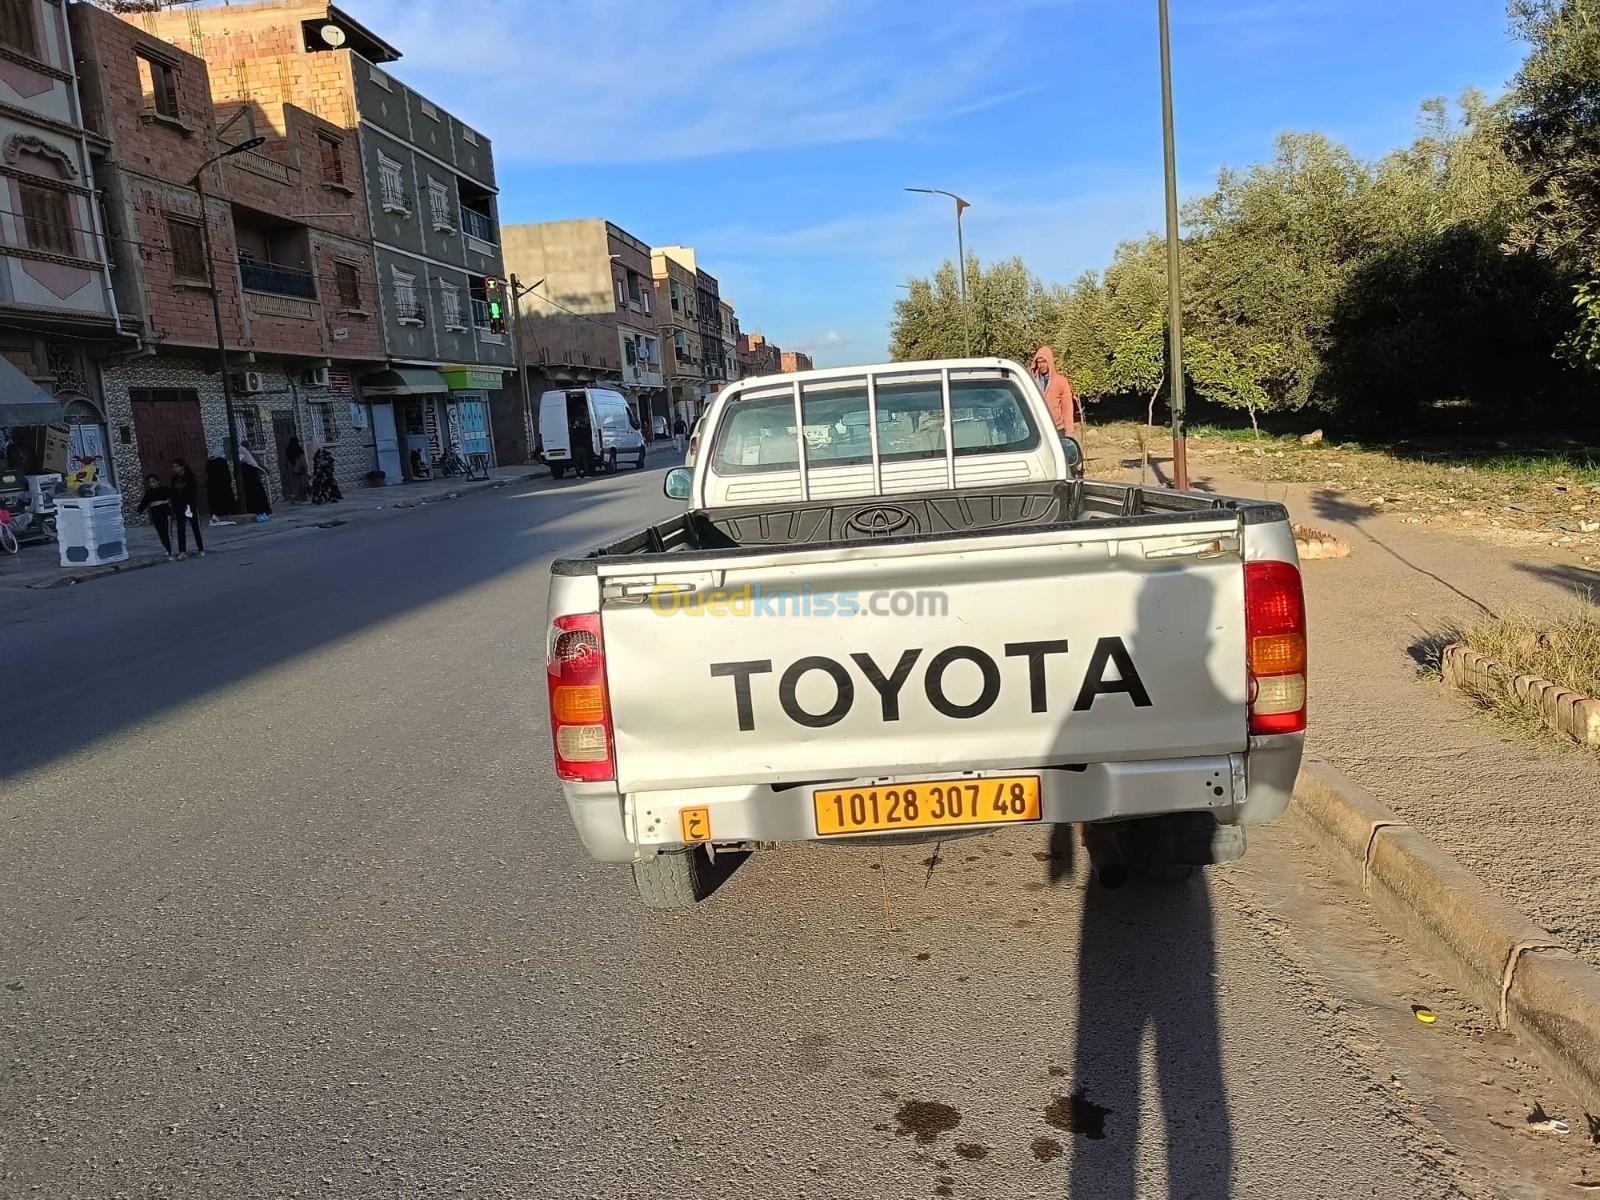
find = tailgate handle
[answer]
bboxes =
[603,571,723,603]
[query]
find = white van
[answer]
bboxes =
[538,388,647,478]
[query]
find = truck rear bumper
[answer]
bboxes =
[560,736,1302,862]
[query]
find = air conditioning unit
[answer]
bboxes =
[234,370,266,394]
[302,366,331,388]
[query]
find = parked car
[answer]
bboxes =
[545,358,1306,907]
[538,388,646,478]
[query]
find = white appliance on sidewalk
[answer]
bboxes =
[56,491,128,567]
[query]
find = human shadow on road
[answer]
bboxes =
[1066,875,1232,1199]
[1046,565,1233,1197]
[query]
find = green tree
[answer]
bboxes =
[890,256,1055,363]
[1504,0,1600,274]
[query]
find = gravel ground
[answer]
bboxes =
[1091,433,1600,967]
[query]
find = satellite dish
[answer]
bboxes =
[321,24,347,48]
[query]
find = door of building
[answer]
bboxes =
[128,388,207,509]
[272,413,298,499]
[456,397,491,462]
[369,401,402,482]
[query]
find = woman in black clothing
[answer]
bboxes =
[137,473,174,560]
[169,459,205,559]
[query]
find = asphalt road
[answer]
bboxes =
[0,464,1586,1198]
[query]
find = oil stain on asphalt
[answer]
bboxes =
[894,1099,962,1145]
[1045,1088,1110,1141]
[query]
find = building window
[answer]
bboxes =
[614,278,625,306]
[136,52,181,121]
[392,267,422,323]
[461,126,478,146]
[641,287,651,316]
[427,177,452,231]
[334,261,361,308]
[19,180,71,256]
[0,0,37,56]
[377,152,407,213]
[368,63,391,91]
[166,215,205,280]
[440,281,465,331]
[419,98,439,121]
[318,134,344,185]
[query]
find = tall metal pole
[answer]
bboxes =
[510,272,535,463]
[193,167,239,476]
[1158,0,1190,490]
[954,200,971,357]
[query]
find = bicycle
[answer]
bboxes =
[0,509,17,556]
[438,450,470,478]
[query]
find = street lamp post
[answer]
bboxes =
[1158,0,1190,490]
[190,136,265,476]
[508,274,544,462]
[905,187,972,356]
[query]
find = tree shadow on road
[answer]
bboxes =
[0,487,620,784]
[1513,561,1600,597]
[1309,489,1499,619]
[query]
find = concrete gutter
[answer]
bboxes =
[1290,759,1600,1111]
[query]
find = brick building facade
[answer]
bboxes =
[70,2,383,517]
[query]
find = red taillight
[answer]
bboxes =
[1245,560,1307,735]
[547,613,615,781]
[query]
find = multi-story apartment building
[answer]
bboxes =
[656,246,726,399]
[498,218,662,460]
[739,331,782,378]
[0,0,124,488]
[132,1,513,482]
[651,246,702,427]
[781,349,814,373]
[72,3,384,512]
[719,299,740,384]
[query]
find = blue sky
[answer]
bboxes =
[349,0,1527,366]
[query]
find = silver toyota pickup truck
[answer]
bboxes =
[545,358,1306,907]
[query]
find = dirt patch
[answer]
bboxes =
[894,1099,962,1145]
[953,1142,988,1161]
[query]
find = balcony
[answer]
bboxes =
[461,207,495,243]
[240,260,316,298]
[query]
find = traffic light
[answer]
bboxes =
[484,276,506,335]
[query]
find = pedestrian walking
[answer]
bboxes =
[310,441,343,504]
[169,458,205,558]
[673,416,687,455]
[137,473,175,560]
[570,413,595,478]
[237,444,272,521]
[285,435,311,503]
[1031,346,1079,438]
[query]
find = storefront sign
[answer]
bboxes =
[328,370,353,395]
[440,366,504,392]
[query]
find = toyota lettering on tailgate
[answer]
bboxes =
[709,639,1152,732]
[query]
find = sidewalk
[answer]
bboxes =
[1,463,549,591]
[1090,436,1600,970]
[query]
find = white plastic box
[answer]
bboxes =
[56,493,128,567]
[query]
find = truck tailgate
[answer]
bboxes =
[599,519,1248,793]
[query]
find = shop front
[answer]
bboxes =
[360,367,450,481]
[439,365,505,469]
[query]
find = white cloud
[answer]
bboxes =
[343,0,1053,164]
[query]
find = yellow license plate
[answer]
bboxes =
[813,776,1041,837]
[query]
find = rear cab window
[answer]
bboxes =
[712,373,1040,475]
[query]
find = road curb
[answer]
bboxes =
[1442,642,1600,747]
[1289,759,1600,1110]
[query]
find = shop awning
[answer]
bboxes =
[0,354,65,425]
[360,366,449,396]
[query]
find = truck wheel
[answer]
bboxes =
[631,847,715,909]
[550,464,566,479]
[634,449,646,469]
[608,448,619,472]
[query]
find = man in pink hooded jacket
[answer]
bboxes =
[1031,346,1078,437]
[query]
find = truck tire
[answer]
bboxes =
[550,464,566,479]
[634,448,646,469]
[631,847,715,909]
